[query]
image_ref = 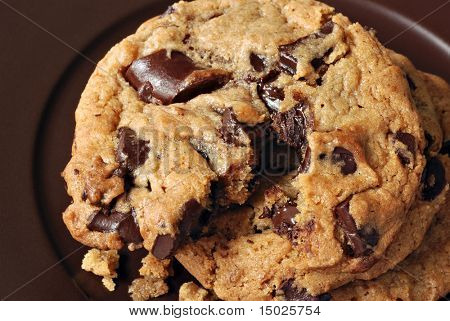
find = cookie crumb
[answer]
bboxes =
[129,277,169,301]
[81,249,119,292]
[179,282,210,301]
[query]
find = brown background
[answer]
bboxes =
[0,0,448,300]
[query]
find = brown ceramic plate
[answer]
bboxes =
[0,0,448,300]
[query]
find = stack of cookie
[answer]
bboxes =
[63,0,449,301]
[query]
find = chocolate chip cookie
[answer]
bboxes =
[62,0,429,299]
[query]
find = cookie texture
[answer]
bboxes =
[61,0,447,300]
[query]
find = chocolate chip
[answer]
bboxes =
[280,279,330,301]
[124,49,229,105]
[81,190,87,201]
[279,22,334,75]
[178,199,205,239]
[117,211,144,244]
[272,201,298,236]
[250,53,266,72]
[440,140,450,157]
[116,127,150,174]
[421,157,446,201]
[319,21,335,35]
[332,147,357,175]
[271,102,309,149]
[88,208,128,233]
[394,132,416,165]
[257,70,284,112]
[279,40,302,75]
[406,74,417,91]
[151,234,176,260]
[88,209,143,244]
[334,197,377,257]
[151,199,205,259]
[220,109,243,146]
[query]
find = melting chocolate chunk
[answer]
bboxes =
[394,132,416,165]
[332,147,357,175]
[334,197,378,257]
[279,22,335,75]
[220,109,243,146]
[152,234,176,260]
[271,102,309,149]
[279,40,302,75]
[257,70,284,112]
[116,127,150,174]
[88,209,143,244]
[280,279,331,301]
[250,53,266,72]
[124,49,229,105]
[440,140,450,157]
[421,157,446,201]
[118,213,144,244]
[151,199,205,260]
[272,202,299,236]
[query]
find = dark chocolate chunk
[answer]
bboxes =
[272,201,298,236]
[88,209,143,244]
[394,132,416,165]
[421,157,446,201]
[151,199,205,259]
[319,21,335,35]
[406,74,417,91]
[178,199,205,239]
[87,208,128,233]
[257,70,284,112]
[332,147,357,175]
[116,127,150,173]
[250,53,266,72]
[394,132,416,154]
[117,211,144,244]
[440,140,450,157]
[151,234,176,260]
[279,22,334,75]
[271,102,309,149]
[334,197,378,257]
[124,49,229,105]
[280,279,330,301]
[220,109,243,146]
[279,39,302,75]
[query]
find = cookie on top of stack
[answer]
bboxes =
[62,0,449,300]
